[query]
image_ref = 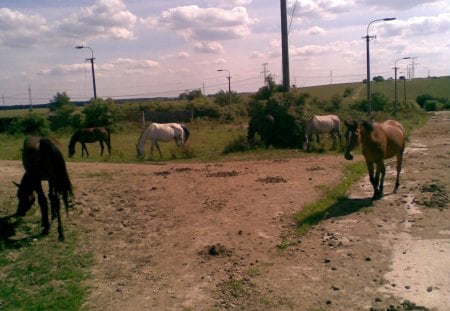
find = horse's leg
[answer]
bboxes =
[81,143,88,157]
[150,141,155,160]
[35,182,50,235]
[84,143,90,157]
[99,141,104,156]
[394,151,404,193]
[316,133,320,143]
[366,161,378,201]
[48,184,64,241]
[330,131,337,148]
[377,161,386,199]
[303,135,309,151]
[155,141,162,159]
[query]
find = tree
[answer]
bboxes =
[373,76,385,82]
[83,98,120,127]
[214,90,242,107]
[49,91,71,111]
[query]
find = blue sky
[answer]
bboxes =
[0,0,449,105]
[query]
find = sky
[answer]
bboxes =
[0,0,449,105]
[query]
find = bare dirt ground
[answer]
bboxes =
[1,111,449,310]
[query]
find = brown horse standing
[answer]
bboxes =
[14,136,73,241]
[68,127,111,158]
[344,120,405,201]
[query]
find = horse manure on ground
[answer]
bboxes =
[198,243,233,259]
[256,176,287,184]
[206,171,239,178]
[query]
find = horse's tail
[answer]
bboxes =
[40,138,73,212]
[181,124,190,143]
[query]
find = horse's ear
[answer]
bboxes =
[13,181,20,188]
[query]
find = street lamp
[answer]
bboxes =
[363,17,396,117]
[75,45,97,99]
[394,57,410,117]
[217,69,231,113]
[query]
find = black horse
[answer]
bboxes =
[14,136,73,241]
[68,127,111,158]
[247,114,275,147]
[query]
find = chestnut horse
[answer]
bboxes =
[14,136,73,241]
[68,127,111,158]
[344,120,405,201]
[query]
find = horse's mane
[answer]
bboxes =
[181,124,190,143]
[360,120,374,131]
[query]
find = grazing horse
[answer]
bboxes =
[14,136,73,241]
[68,127,111,158]
[247,114,275,147]
[303,115,342,151]
[136,123,190,160]
[344,120,405,201]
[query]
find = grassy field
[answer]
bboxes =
[296,76,450,102]
[0,79,434,310]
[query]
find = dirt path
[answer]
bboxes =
[0,111,448,310]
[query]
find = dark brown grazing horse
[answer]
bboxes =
[68,127,111,158]
[14,136,73,241]
[344,120,405,201]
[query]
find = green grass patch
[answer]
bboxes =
[295,161,370,235]
[0,231,93,310]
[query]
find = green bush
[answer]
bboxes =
[7,112,49,135]
[424,100,440,111]
[83,98,120,127]
[416,94,434,108]
[186,97,221,119]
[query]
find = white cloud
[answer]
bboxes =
[357,0,442,10]
[206,0,252,8]
[383,13,450,37]
[0,0,137,49]
[55,0,137,41]
[0,8,50,48]
[294,0,356,21]
[38,64,87,75]
[142,5,255,41]
[194,41,225,54]
[303,26,326,36]
[249,51,265,59]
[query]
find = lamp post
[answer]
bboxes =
[363,17,396,117]
[400,73,407,105]
[394,57,410,117]
[75,45,97,99]
[217,69,231,113]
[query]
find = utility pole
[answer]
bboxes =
[28,83,33,111]
[280,0,290,92]
[410,57,418,79]
[261,63,269,84]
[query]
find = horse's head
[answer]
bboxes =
[13,181,35,217]
[136,144,144,160]
[344,120,359,160]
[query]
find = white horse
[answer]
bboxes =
[136,123,190,160]
[303,115,342,151]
